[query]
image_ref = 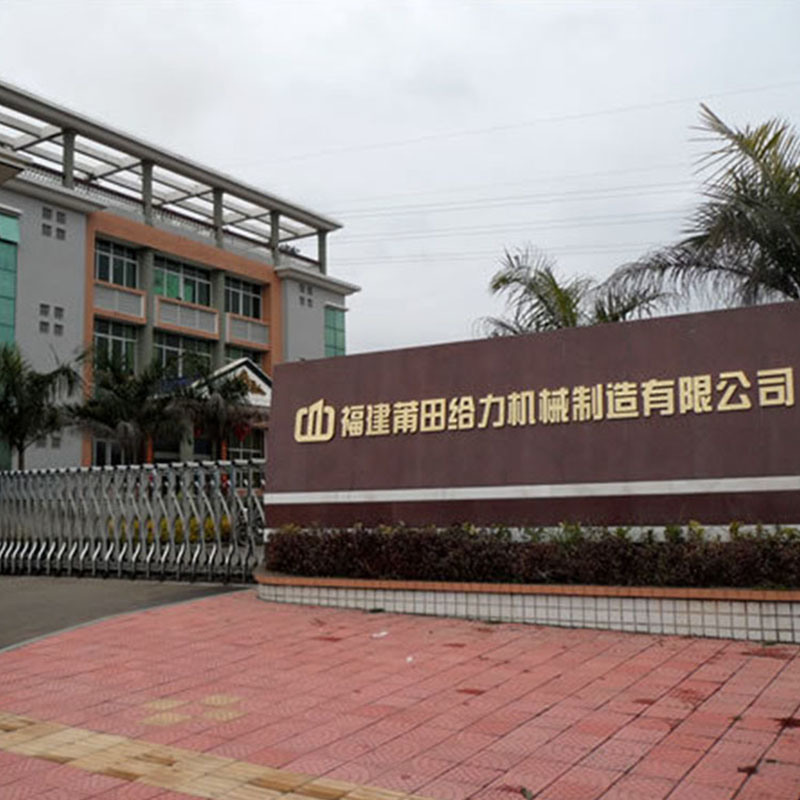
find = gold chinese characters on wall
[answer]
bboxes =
[293,367,795,444]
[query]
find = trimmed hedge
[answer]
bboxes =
[264,523,800,589]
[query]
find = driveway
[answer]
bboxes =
[0,575,242,649]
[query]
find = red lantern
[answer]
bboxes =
[233,422,251,442]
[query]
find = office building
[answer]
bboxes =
[0,81,358,469]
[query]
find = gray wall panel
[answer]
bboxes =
[0,186,87,468]
[282,277,346,362]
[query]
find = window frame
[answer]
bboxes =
[95,240,138,289]
[93,438,123,467]
[154,255,212,307]
[225,345,263,366]
[227,429,264,461]
[224,276,261,319]
[154,331,212,378]
[324,305,346,357]
[94,318,137,372]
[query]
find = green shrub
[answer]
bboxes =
[265,523,800,589]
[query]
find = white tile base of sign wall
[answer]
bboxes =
[257,583,800,643]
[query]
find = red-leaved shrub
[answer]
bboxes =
[265,524,800,589]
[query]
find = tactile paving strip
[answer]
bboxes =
[0,711,434,800]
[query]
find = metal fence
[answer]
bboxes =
[0,460,266,582]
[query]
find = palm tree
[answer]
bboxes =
[608,105,800,307]
[0,344,80,470]
[176,371,258,461]
[480,247,662,336]
[70,358,185,464]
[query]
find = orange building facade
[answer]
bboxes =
[0,81,358,469]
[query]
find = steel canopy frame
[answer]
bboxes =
[0,80,340,251]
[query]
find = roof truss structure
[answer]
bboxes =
[0,82,340,266]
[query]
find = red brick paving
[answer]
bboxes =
[1,591,800,799]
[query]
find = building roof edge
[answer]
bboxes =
[0,80,341,232]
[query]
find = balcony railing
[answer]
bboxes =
[93,282,145,321]
[156,296,218,337]
[227,314,270,348]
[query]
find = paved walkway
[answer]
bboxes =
[1,592,799,800]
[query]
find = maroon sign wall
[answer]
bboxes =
[264,303,800,526]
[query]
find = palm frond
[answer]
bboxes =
[697,104,800,190]
[606,105,800,310]
[0,344,81,467]
[591,284,667,323]
[69,357,185,463]
[488,246,591,333]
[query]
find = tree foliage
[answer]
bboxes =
[69,358,184,465]
[480,247,663,336]
[609,104,800,307]
[0,344,80,470]
[175,369,262,461]
[70,354,264,465]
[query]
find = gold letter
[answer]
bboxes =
[716,371,752,412]
[757,367,795,408]
[294,399,336,443]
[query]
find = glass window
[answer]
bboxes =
[154,332,211,378]
[225,276,261,319]
[0,214,20,244]
[40,303,50,316]
[225,345,262,366]
[228,429,264,460]
[42,223,52,237]
[0,236,16,344]
[42,207,53,221]
[0,270,15,299]
[324,306,346,357]
[94,439,122,467]
[0,240,17,271]
[0,297,15,325]
[154,256,211,307]
[184,275,197,304]
[94,318,137,372]
[56,211,66,224]
[112,256,125,285]
[166,271,181,299]
[228,430,264,458]
[96,252,110,283]
[228,430,265,487]
[193,437,212,458]
[95,240,138,288]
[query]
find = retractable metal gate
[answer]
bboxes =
[0,460,266,582]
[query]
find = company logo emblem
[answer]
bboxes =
[294,399,335,443]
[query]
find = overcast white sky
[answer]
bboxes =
[2,0,800,355]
